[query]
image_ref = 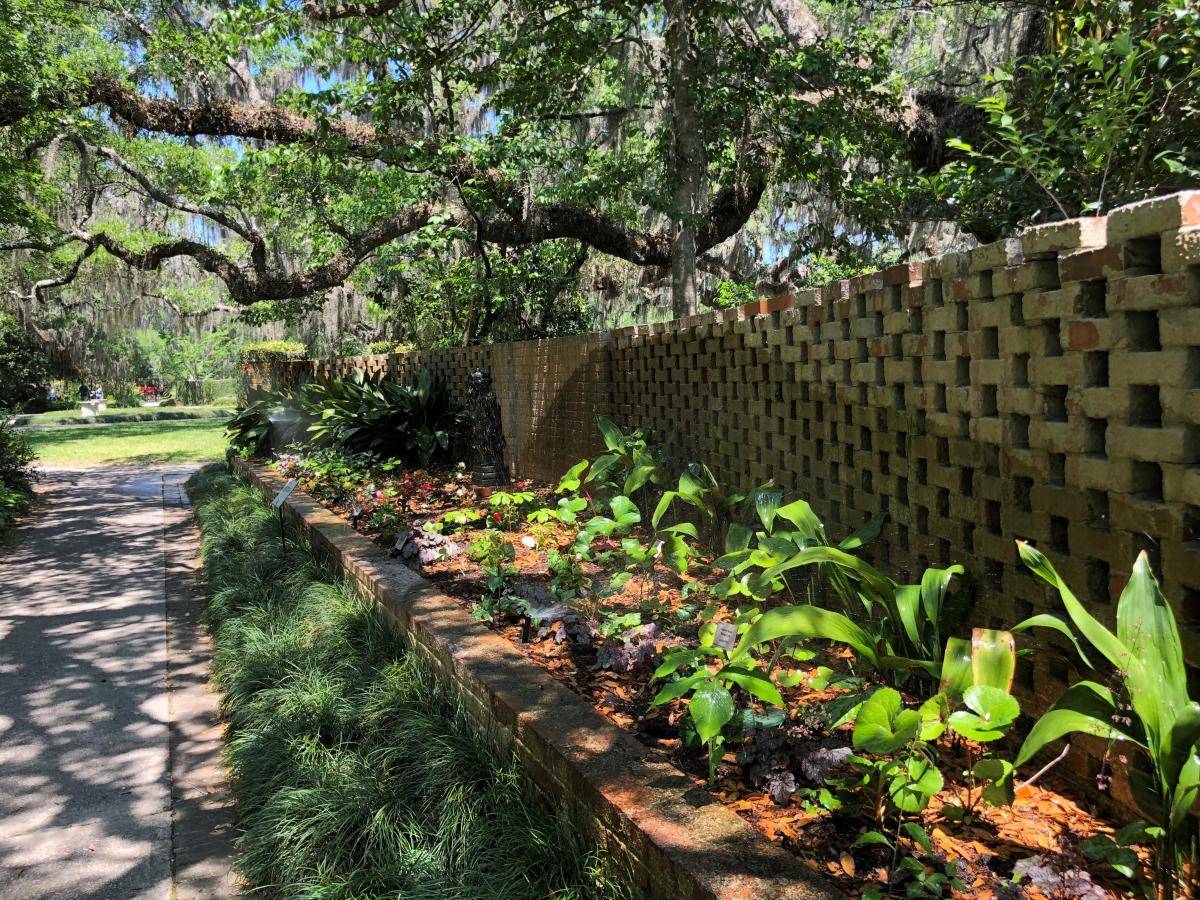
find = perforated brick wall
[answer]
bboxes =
[246,192,1200,772]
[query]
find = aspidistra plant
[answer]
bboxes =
[1015,543,1200,900]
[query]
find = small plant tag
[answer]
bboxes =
[272,478,298,509]
[712,621,738,652]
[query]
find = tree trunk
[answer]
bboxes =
[665,0,705,319]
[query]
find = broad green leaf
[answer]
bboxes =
[720,665,784,706]
[652,671,708,705]
[653,648,706,679]
[623,464,658,496]
[889,757,943,812]
[1018,541,1132,673]
[1010,613,1091,667]
[729,604,879,669]
[1170,746,1200,831]
[839,512,888,551]
[902,821,933,852]
[853,831,893,849]
[853,687,918,754]
[1016,681,1143,767]
[774,499,825,542]
[608,495,641,527]
[725,522,753,554]
[754,487,783,531]
[663,521,699,539]
[660,533,691,576]
[762,545,895,605]
[555,459,588,493]
[555,496,587,523]
[918,693,949,741]
[690,682,735,743]
[895,583,923,651]
[595,416,624,452]
[948,685,1019,742]
[1117,552,1189,754]
[651,491,676,528]
[974,757,1015,806]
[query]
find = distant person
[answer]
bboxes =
[79,383,89,401]
[48,386,56,402]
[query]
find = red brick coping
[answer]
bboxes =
[231,457,842,900]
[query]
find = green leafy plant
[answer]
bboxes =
[653,637,784,784]
[1015,543,1200,899]
[651,462,781,550]
[303,368,463,466]
[225,395,286,455]
[584,417,668,510]
[469,530,519,623]
[547,549,588,605]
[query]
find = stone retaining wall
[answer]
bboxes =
[231,456,840,900]
[244,192,1200,787]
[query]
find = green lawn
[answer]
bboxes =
[15,404,234,426]
[27,419,229,466]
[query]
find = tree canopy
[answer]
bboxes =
[1,0,1197,346]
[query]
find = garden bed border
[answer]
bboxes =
[230,455,842,900]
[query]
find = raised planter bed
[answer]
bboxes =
[232,455,841,900]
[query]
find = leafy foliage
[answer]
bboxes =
[303,368,464,466]
[0,312,53,410]
[1015,542,1199,897]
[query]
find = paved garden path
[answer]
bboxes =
[0,466,236,899]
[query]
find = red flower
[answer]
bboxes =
[492,512,501,521]
[422,482,432,491]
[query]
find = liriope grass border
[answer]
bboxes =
[187,463,633,899]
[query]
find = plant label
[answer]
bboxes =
[712,621,738,652]
[272,478,298,509]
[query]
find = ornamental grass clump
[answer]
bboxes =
[187,464,628,900]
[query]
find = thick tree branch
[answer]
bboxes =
[301,0,407,19]
[87,76,386,154]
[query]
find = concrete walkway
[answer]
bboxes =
[0,467,236,899]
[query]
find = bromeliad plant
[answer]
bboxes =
[303,368,463,466]
[1015,543,1200,899]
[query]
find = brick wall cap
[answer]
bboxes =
[1021,216,1107,258]
[1108,190,1200,243]
[970,237,1023,273]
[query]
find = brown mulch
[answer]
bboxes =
[285,465,1152,899]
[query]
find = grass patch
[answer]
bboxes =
[26,419,228,466]
[15,404,234,427]
[187,464,630,900]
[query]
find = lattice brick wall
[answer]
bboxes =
[247,193,1200,788]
